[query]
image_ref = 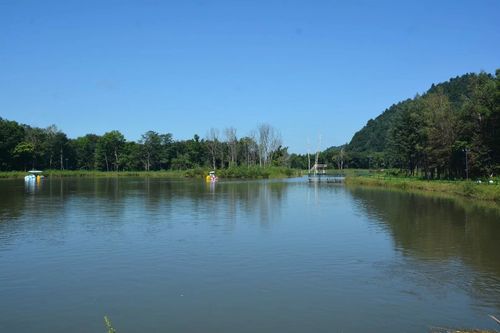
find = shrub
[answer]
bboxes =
[462,181,476,197]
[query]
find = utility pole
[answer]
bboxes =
[463,148,470,180]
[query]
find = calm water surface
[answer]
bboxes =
[0,177,499,332]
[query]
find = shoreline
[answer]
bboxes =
[4,168,499,203]
[345,175,500,202]
[0,167,301,180]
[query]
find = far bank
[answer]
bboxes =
[345,171,500,202]
[0,166,301,180]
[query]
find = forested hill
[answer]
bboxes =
[349,72,496,153]
[344,70,499,178]
[348,98,410,153]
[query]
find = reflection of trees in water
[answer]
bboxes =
[348,187,500,310]
[42,178,288,227]
[305,182,347,207]
[1,178,78,249]
[134,179,288,228]
[86,179,288,229]
[214,181,287,227]
[0,180,28,250]
[0,178,289,246]
[0,181,26,221]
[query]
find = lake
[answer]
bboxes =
[1,177,499,332]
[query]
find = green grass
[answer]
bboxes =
[104,316,116,333]
[343,169,500,202]
[0,171,28,179]
[0,169,188,179]
[0,166,301,180]
[216,166,300,179]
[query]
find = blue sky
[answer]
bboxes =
[1,0,498,153]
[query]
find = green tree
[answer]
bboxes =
[171,153,193,170]
[184,134,205,168]
[289,153,307,169]
[71,134,99,170]
[139,131,163,171]
[95,131,125,171]
[0,118,25,170]
[271,145,289,167]
[238,136,258,166]
[44,125,70,170]
[159,133,174,169]
[24,126,48,170]
[121,142,142,171]
[388,99,426,176]
[13,142,35,171]
[422,92,457,178]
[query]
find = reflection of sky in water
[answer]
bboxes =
[0,178,499,333]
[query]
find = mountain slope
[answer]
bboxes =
[344,70,499,177]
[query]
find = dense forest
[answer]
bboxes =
[0,121,289,172]
[290,70,500,179]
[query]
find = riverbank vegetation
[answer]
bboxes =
[343,169,500,202]
[0,166,300,180]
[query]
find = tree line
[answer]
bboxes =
[290,70,500,179]
[0,120,289,172]
[3,70,498,178]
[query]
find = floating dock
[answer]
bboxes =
[307,163,345,183]
[308,174,345,183]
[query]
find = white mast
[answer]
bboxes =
[307,138,311,173]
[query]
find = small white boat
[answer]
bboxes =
[24,170,44,182]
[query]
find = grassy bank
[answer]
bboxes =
[344,170,500,202]
[0,166,301,180]
[0,170,187,179]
